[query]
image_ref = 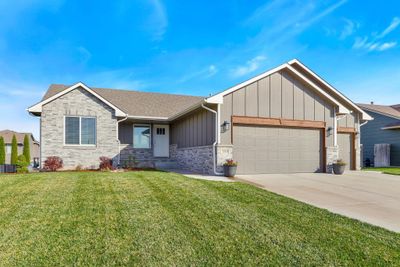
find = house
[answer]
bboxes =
[358,103,400,166]
[27,59,372,174]
[0,130,40,165]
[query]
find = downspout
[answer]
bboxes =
[116,114,128,167]
[201,103,223,175]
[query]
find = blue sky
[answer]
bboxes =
[1,0,400,138]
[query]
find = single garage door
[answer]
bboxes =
[233,125,322,174]
[337,133,354,170]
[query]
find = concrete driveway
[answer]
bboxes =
[236,171,400,232]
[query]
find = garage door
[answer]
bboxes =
[337,133,354,170]
[233,125,322,174]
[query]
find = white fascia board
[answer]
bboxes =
[127,115,169,121]
[381,125,400,130]
[285,64,349,114]
[288,59,373,121]
[27,82,127,117]
[205,63,287,103]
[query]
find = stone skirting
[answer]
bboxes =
[119,144,174,168]
[216,145,234,173]
[174,145,214,174]
[326,146,339,173]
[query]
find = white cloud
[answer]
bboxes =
[352,38,397,52]
[178,64,218,83]
[377,42,397,51]
[340,18,358,39]
[231,56,266,77]
[377,17,400,39]
[147,0,168,41]
[76,46,92,63]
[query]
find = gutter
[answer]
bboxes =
[116,115,128,166]
[201,104,223,176]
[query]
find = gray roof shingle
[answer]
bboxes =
[42,84,204,118]
[357,103,400,119]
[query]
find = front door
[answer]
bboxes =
[153,125,169,157]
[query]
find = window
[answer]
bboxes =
[156,127,165,135]
[5,145,11,154]
[134,125,151,148]
[65,116,96,145]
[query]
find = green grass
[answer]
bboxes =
[0,171,399,266]
[363,167,400,175]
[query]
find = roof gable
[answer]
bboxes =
[206,59,372,121]
[29,83,204,120]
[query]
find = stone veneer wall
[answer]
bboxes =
[41,87,119,169]
[326,146,339,173]
[171,144,233,174]
[173,145,214,174]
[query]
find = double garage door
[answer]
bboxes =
[233,125,323,174]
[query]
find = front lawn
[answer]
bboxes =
[363,167,400,175]
[0,171,399,266]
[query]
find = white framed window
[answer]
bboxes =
[133,124,151,148]
[5,144,11,154]
[64,116,96,146]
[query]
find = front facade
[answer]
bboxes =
[358,103,400,166]
[0,130,40,165]
[28,60,371,174]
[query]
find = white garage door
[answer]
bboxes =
[233,125,323,174]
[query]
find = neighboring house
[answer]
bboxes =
[27,59,372,174]
[0,130,40,165]
[358,103,400,166]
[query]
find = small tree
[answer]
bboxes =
[16,155,29,173]
[10,135,18,165]
[23,134,31,164]
[0,137,5,165]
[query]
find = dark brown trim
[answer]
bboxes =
[351,132,356,171]
[337,127,356,133]
[322,128,327,173]
[232,116,326,129]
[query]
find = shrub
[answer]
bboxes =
[0,137,5,165]
[43,156,63,171]
[75,164,83,171]
[10,135,18,165]
[223,159,238,166]
[122,156,136,169]
[334,159,347,166]
[16,155,29,173]
[23,134,31,164]
[99,157,113,171]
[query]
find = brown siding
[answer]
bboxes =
[170,107,216,148]
[220,70,335,146]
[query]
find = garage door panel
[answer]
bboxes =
[233,125,322,174]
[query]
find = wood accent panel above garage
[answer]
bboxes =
[232,116,326,129]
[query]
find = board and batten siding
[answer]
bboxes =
[360,111,400,166]
[220,70,335,146]
[170,108,215,148]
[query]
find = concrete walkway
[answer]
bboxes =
[236,171,400,232]
[166,169,233,182]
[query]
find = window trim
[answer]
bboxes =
[133,124,152,149]
[64,115,97,146]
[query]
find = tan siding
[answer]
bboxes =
[270,72,282,118]
[293,81,304,120]
[232,89,245,116]
[245,82,258,116]
[258,77,270,117]
[221,94,232,144]
[314,95,325,122]
[281,72,294,119]
[304,85,315,120]
[170,108,215,148]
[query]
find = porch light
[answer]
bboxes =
[222,120,231,132]
[327,126,333,136]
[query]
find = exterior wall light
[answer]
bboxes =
[222,121,231,132]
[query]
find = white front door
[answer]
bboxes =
[153,125,169,157]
